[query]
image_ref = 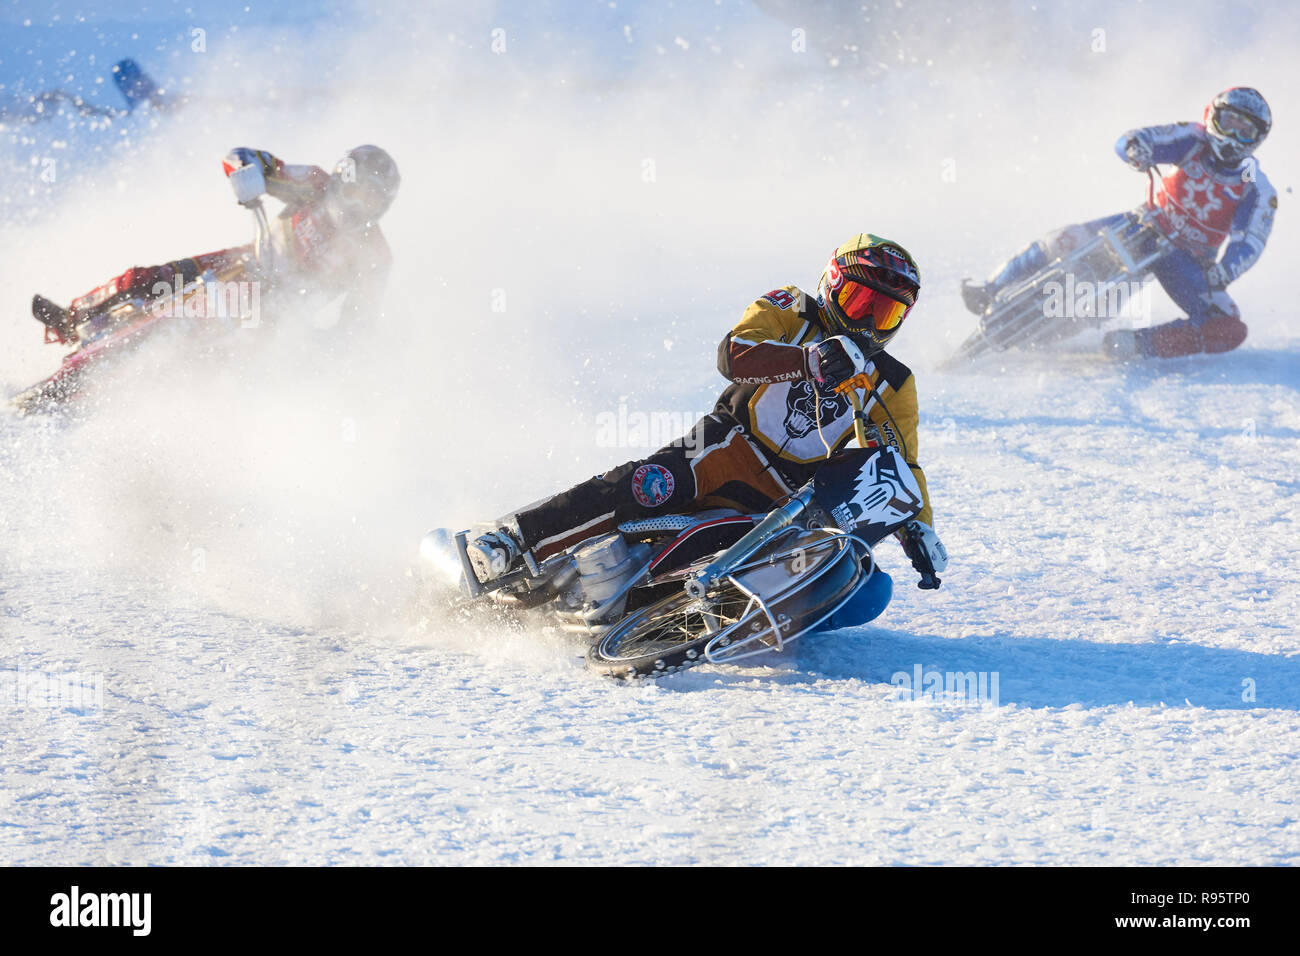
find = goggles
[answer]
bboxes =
[834,279,911,332]
[1212,107,1262,144]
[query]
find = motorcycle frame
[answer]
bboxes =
[950,168,1181,363]
[451,388,889,660]
[702,531,875,664]
[976,206,1171,353]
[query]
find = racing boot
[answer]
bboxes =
[32,294,75,342]
[466,527,524,584]
[1102,328,1143,360]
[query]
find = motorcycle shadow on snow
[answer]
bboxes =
[776,624,1300,712]
[1102,344,1300,395]
[940,340,1300,393]
[923,348,1300,452]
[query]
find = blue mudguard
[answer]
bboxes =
[817,567,892,632]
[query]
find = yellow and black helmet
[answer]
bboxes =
[817,234,921,351]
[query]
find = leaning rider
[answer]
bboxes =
[32,144,400,341]
[465,234,949,590]
[962,88,1275,359]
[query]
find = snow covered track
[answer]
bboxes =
[3,343,1297,865]
[2,0,1298,865]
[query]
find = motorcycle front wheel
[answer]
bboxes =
[585,583,756,680]
[588,529,868,680]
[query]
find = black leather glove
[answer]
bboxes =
[1122,137,1153,171]
[805,334,866,394]
[898,520,947,590]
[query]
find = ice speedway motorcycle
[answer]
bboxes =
[420,383,932,680]
[943,170,1178,367]
[10,203,272,416]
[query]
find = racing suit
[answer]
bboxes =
[508,287,934,563]
[58,148,391,333]
[987,123,1276,358]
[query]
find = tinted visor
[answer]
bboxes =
[329,176,393,225]
[835,280,910,332]
[1213,107,1262,144]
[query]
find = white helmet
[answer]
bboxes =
[326,145,400,227]
[1203,88,1271,166]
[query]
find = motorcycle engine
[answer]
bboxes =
[572,533,650,624]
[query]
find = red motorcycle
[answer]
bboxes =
[12,203,273,415]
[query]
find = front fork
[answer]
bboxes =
[684,488,813,598]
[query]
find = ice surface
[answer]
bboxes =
[1,0,1297,865]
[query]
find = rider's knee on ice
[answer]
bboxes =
[1148,308,1247,358]
[1198,312,1248,353]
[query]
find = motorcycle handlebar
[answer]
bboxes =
[246,199,275,273]
[835,374,873,448]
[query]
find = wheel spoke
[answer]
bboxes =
[601,591,751,662]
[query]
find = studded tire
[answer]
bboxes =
[585,584,754,680]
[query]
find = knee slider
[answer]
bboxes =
[1200,313,1247,353]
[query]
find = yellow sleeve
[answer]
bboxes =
[869,374,933,527]
[719,289,815,384]
[731,289,809,343]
